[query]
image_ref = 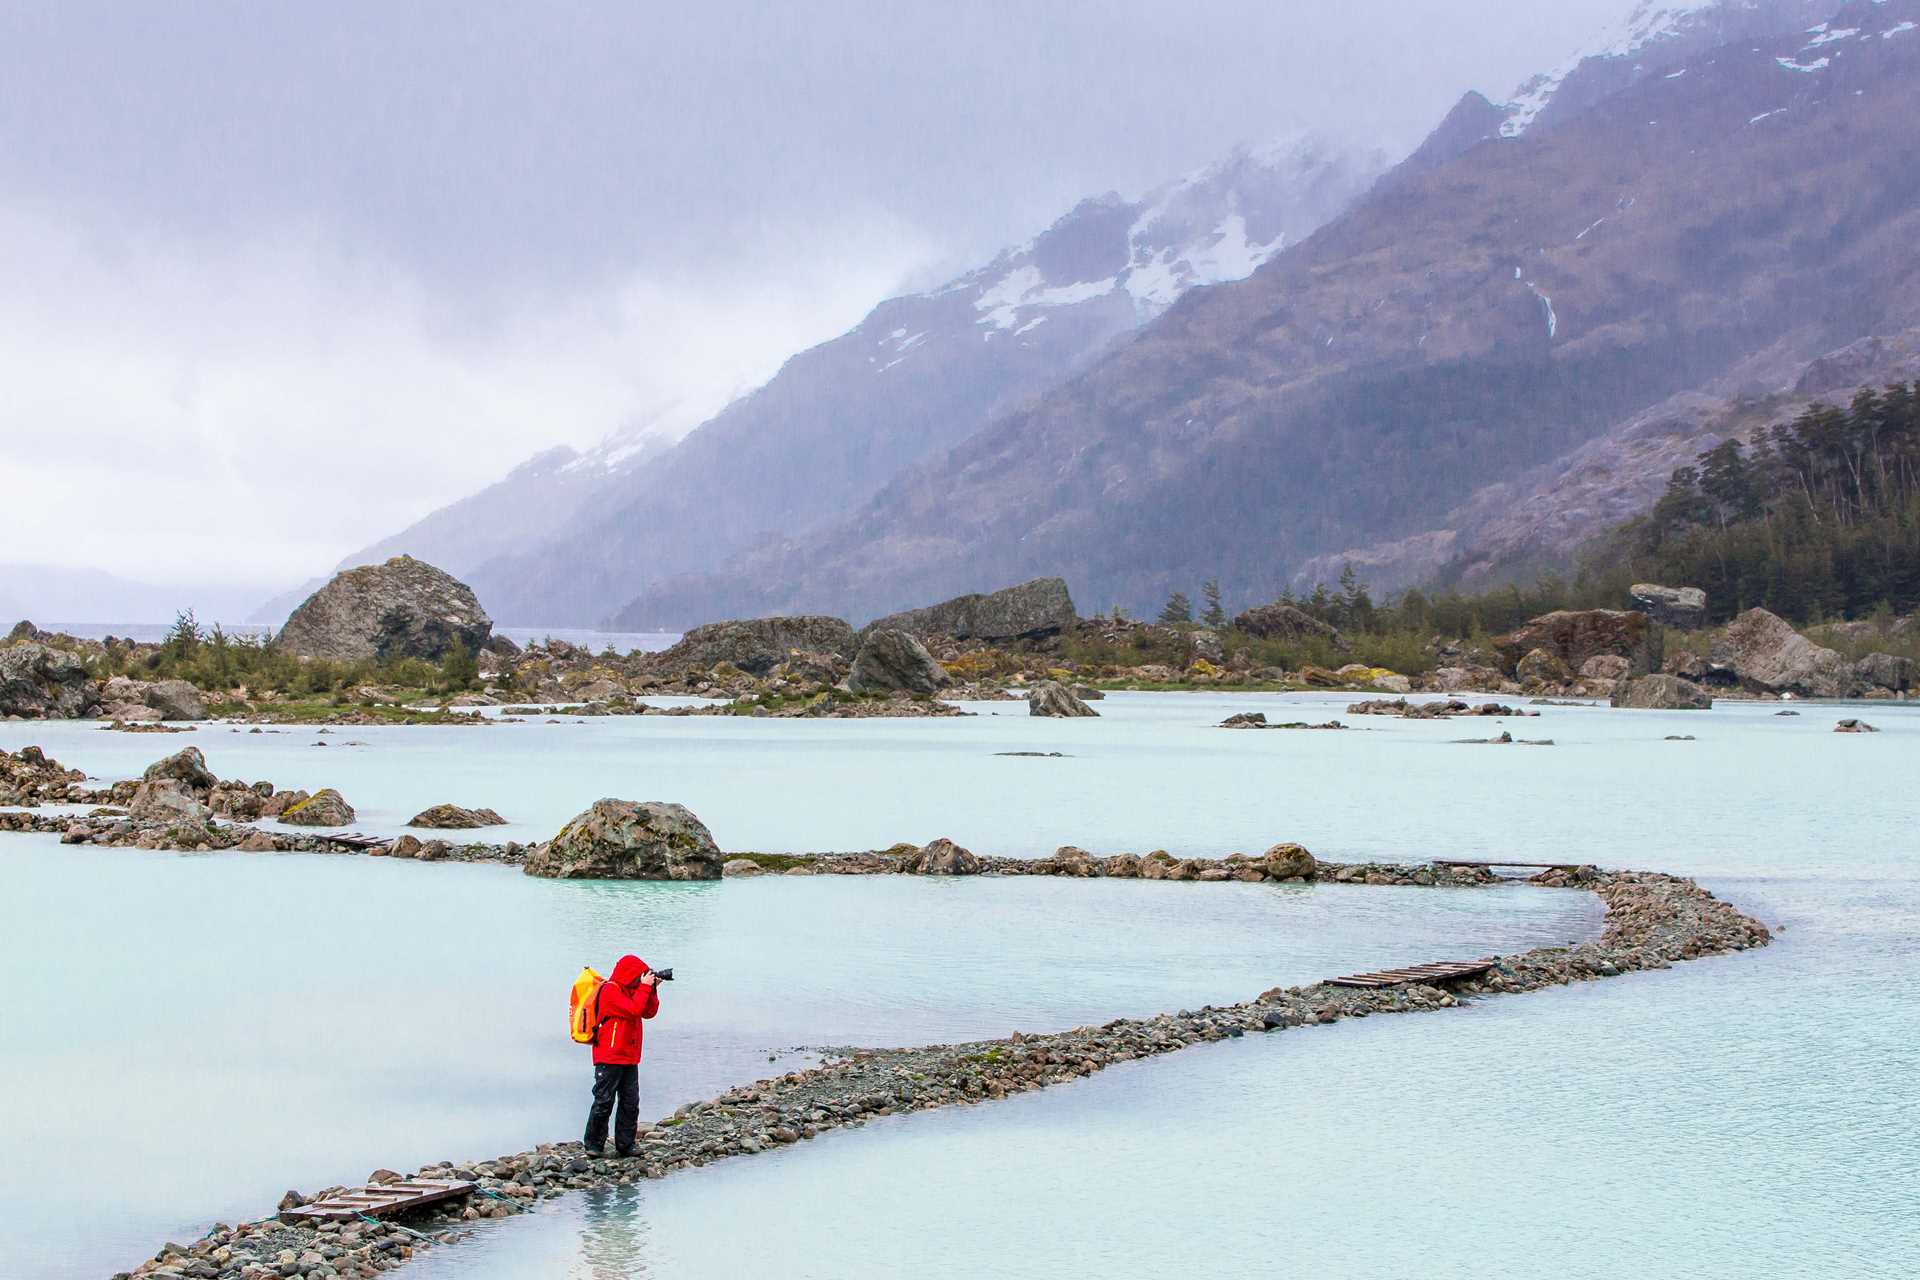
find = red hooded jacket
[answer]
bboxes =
[591,955,660,1066]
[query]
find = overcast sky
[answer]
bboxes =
[0,0,1636,600]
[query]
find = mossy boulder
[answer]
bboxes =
[523,799,722,880]
[280,788,356,826]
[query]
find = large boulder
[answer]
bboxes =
[1629,584,1708,629]
[1853,652,1914,693]
[848,629,951,695]
[1515,648,1572,688]
[0,642,100,719]
[274,555,492,663]
[906,837,980,875]
[648,616,857,678]
[145,679,209,721]
[1495,610,1659,677]
[1231,602,1346,651]
[142,746,217,791]
[1027,681,1097,718]
[1610,674,1713,709]
[407,804,507,829]
[128,779,212,826]
[1263,843,1319,880]
[523,799,723,880]
[1708,608,1855,697]
[864,578,1077,643]
[279,788,357,826]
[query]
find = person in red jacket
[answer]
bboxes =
[584,954,661,1156]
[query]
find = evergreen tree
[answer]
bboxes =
[1158,591,1193,624]
[1200,579,1227,629]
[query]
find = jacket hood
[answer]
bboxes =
[610,954,649,987]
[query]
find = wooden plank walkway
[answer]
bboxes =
[1434,859,1578,869]
[313,831,392,850]
[280,1178,474,1223]
[1326,958,1496,989]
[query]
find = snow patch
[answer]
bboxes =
[973,265,1117,330]
[1885,20,1917,37]
[1775,55,1831,72]
[1749,107,1789,124]
[1804,27,1859,47]
[1499,1,1720,136]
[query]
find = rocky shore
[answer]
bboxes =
[103,858,1770,1280]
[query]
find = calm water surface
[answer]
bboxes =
[2,693,1915,1277]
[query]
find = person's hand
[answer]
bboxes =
[641,971,660,987]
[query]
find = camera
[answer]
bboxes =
[653,968,674,982]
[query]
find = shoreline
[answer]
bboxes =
[96,856,1769,1280]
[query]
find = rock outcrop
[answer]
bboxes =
[647,616,857,678]
[1496,610,1658,677]
[1610,674,1713,710]
[408,804,507,829]
[279,788,356,826]
[128,779,212,826]
[275,556,492,663]
[524,799,723,880]
[1854,652,1914,693]
[1630,584,1707,629]
[103,677,208,721]
[1231,602,1346,651]
[1708,608,1853,697]
[863,578,1077,643]
[0,642,100,719]
[848,629,951,696]
[1027,681,1097,718]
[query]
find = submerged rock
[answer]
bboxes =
[408,803,508,829]
[1834,718,1878,733]
[1610,674,1713,710]
[848,628,950,695]
[865,578,1077,642]
[524,799,723,880]
[275,555,492,662]
[1027,681,1097,718]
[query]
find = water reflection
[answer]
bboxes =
[577,1184,653,1280]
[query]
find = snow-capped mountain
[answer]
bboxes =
[315,131,1387,627]
[1498,0,1834,135]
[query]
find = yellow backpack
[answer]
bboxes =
[569,967,605,1044]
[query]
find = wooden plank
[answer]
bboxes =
[281,1179,474,1224]
[1326,957,1495,988]
[1433,859,1575,869]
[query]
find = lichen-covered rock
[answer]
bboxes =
[848,629,951,695]
[279,788,356,826]
[1027,681,1097,718]
[274,555,492,662]
[523,799,722,880]
[1630,583,1708,629]
[1708,608,1854,697]
[1231,602,1346,651]
[865,578,1077,642]
[906,837,980,875]
[1263,843,1319,880]
[142,746,217,791]
[1610,674,1713,709]
[1496,610,1658,677]
[647,617,857,678]
[1580,655,1632,682]
[407,803,507,829]
[0,642,100,719]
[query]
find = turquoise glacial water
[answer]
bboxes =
[2,692,1916,1277]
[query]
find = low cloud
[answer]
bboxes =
[0,202,932,587]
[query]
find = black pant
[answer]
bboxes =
[585,1063,639,1154]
